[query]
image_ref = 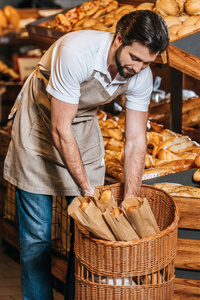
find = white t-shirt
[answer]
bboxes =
[39,30,153,112]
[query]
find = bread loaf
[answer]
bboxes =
[157,149,181,161]
[185,0,200,15]
[158,158,195,171]
[3,5,20,29]
[194,153,200,167]
[156,0,181,16]
[136,2,154,10]
[112,208,122,217]
[100,190,112,202]
[0,10,7,28]
[80,202,89,211]
[182,97,200,114]
[193,168,200,181]
[80,1,100,16]
[176,151,197,160]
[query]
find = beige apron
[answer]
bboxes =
[4,67,128,196]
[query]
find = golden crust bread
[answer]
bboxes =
[156,0,181,16]
[177,24,198,37]
[100,190,112,202]
[185,0,200,15]
[169,24,182,35]
[112,208,122,216]
[80,1,100,16]
[55,14,72,31]
[157,149,181,161]
[136,2,154,10]
[164,15,182,27]
[176,152,197,160]
[194,153,200,167]
[107,128,124,141]
[193,168,200,181]
[3,5,20,29]
[182,97,200,114]
[183,15,200,25]
[80,202,89,211]
[0,10,8,28]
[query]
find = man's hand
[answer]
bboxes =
[123,108,148,200]
[51,97,92,195]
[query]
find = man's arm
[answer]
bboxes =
[123,108,148,200]
[51,97,93,196]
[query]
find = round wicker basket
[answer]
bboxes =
[74,183,180,300]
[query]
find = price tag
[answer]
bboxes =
[17,56,41,82]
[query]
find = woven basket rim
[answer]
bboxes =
[76,183,180,246]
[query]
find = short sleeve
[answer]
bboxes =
[46,44,85,104]
[125,67,153,112]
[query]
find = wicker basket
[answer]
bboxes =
[74,183,179,300]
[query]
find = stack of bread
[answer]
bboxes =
[155,0,200,41]
[38,0,200,41]
[0,5,20,36]
[149,96,200,130]
[97,108,200,183]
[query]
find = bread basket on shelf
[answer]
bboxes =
[74,183,179,300]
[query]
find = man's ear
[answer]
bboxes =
[116,32,122,46]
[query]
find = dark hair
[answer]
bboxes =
[115,10,169,54]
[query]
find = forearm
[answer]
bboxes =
[123,140,146,199]
[52,127,93,196]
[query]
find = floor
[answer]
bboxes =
[0,239,64,300]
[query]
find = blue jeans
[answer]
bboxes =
[15,187,75,300]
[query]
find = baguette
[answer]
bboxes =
[176,152,197,160]
[157,149,181,161]
[100,190,112,202]
[182,107,200,127]
[155,136,190,155]
[80,202,89,211]
[158,159,195,171]
[167,140,195,153]
[143,168,176,180]
[112,208,122,217]
[160,129,178,139]
[147,131,165,147]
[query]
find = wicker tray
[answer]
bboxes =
[74,183,179,299]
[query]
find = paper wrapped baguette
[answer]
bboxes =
[122,197,160,238]
[103,207,139,241]
[93,186,117,212]
[68,196,116,241]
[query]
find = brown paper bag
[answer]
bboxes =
[68,196,116,241]
[93,185,117,212]
[122,197,160,238]
[103,207,139,241]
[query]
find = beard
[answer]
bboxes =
[115,45,136,79]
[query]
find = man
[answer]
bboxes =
[4,9,169,300]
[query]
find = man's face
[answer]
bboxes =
[115,41,159,79]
